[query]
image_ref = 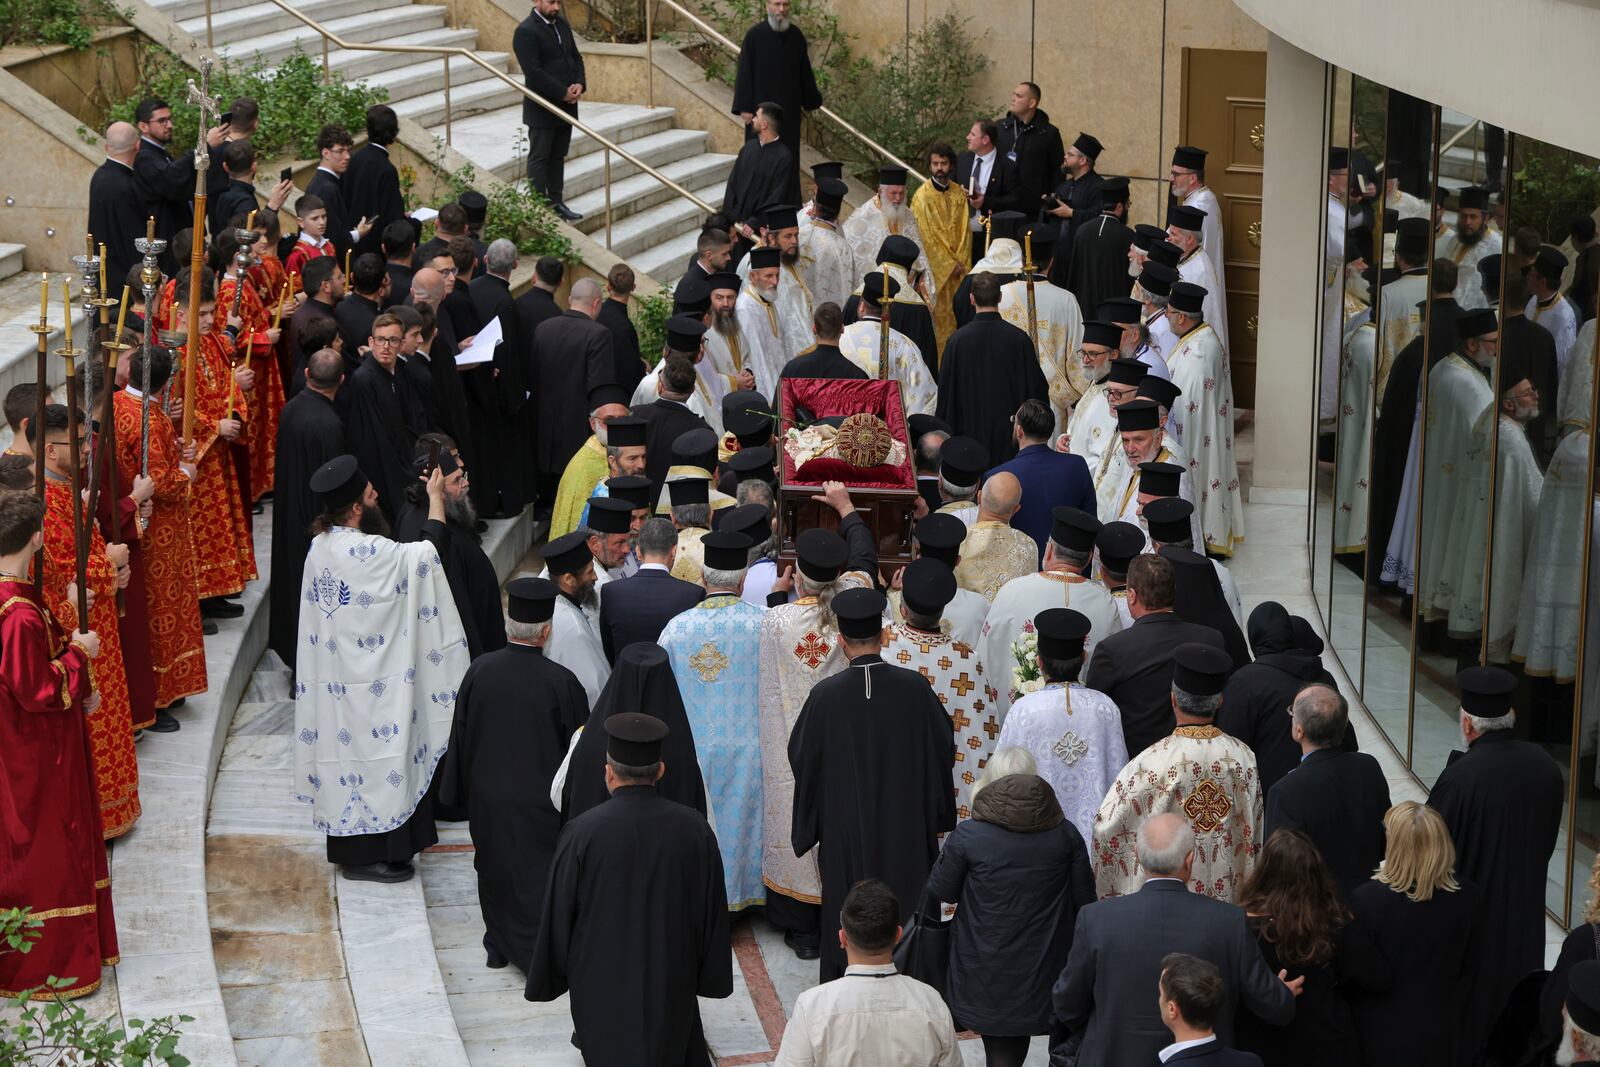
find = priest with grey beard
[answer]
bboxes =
[730,0,821,196]
[395,433,506,659]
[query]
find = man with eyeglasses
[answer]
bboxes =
[132,97,228,272]
[1063,326,1134,471]
[1168,145,1225,301]
[343,313,431,521]
[305,123,375,262]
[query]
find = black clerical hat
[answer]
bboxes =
[1534,246,1569,283]
[1035,607,1091,659]
[815,178,847,212]
[1099,297,1143,325]
[939,436,988,487]
[1567,962,1600,1034]
[1171,145,1207,171]
[1138,376,1183,411]
[410,440,460,478]
[812,160,844,182]
[877,234,920,268]
[1172,642,1230,697]
[706,271,741,292]
[1139,461,1185,499]
[1107,357,1146,386]
[1148,241,1182,269]
[1500,350,1533,394]
[1458,186,1490,211]
[723,390,774,444]
[665,314,708,352]
[1168,204,1206,233]
[1328,146,1349,171]
[457,190,487,225]
[1073,132,1104,159]
[1456,307,1498,340]
[674,276,711,316]
[796,528,848,582]
[765,204,800,231]
[543,532,592,576]
[878,164,908,185]
[914,513,966,566]
[604,415,647,448]
[701,530,752,572]
[1139,263,1178,296]
[1116,398,1161,431]
[1169,282,1207,317]
[588,382,629,410]
[1098,176,1130,206]
[900,557,957,616]
[605,711,668,766]
[833,586,887,640]
[727,446,775,481]
[673,427,720,472]
[506,576,559,624]
[586,496,633,534]
[748,247,780,270]
[1458,665,1515,717]
[1144,496,1194,544]
[721,503,770,545]
[1096,521,1146,575]
[1133,223,1169,252]
[908,413,952,442]
[988,210,1028,243]
[606,475,652,511]
[861,270,901,307]
[1051,507,1101,553]
[310,454,367,511]
[1478,253,1502,288]
[1394,216,1430,259]
[666,477,709,507]
[1082,320,1123,351]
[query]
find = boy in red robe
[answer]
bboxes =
[216,231,285,503]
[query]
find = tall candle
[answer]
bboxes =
[39,272,48,323]
[62,278,71,349]
[99,243,107,296]
[114,284,130,344]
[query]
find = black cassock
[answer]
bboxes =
[562,644,706,821]
[721,138,798,231]
[334,293,382,376]
[730,19,821,184]
[466,274,529,516]
[439,644,587,968]
[1048,170,1105,289]
[342,356,429,522]
[1428,730,1563,1053]
[285,299,338,399]
[344,143,407,260]
[935,311,1047,463]
[774,342,868,407]
[789,655,956,982]
[841,297,939,376]
[526,784,732,1064]
[951,270,1019,331]
[1163,546,1249,669]
[88,159,143,290]
[597,297,646,396]
[633,398,711,510]
[1067,212,1135,319]
[268,389,345,672]
[395,504,505,659]
[534,310,615,488]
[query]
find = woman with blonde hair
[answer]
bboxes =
[1347,801,1477,1064]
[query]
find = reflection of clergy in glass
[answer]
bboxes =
[1418,309,1498,625]
[1435,186,1503,311]
[1526,246,1580,386]
[1376,218,1432,403]
[1320,148,1352,426]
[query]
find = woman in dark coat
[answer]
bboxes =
[1346,801,1479,1065]
[1234,829,1390,1065]
[1540,852,1600,1048]
[925,753,1095,1067]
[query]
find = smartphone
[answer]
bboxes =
[280,166,293,182]
[425,441,441,478]
[220,111,233,127]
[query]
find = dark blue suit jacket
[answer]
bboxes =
[598,566,704,663]
[986,443,1096,560]
[1166,1040,1264,1066]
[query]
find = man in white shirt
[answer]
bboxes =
[775,879,962,1067]
[1157,953,1264,1065]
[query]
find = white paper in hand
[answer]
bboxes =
[410,206,440,223]
[455,315,502,366]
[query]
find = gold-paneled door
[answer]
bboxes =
[1180,47,1266,408]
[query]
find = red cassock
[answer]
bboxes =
[216,273,284,503]
[170,331,257,600]
[252,255,299,410]
[87,438,156,731]
[41,480,140,839]
[284,237,334,280]
[0,581,118,999]
[113,390,208,707]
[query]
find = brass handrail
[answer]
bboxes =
[644,0,927,185]
[238,0,716,249]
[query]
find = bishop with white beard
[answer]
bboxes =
[735,246,793,395]
[843,165,935,303]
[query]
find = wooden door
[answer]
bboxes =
[1181,48,1266,408]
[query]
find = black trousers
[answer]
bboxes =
[764,889,820,936]
[981,1034,1031,1067]
[527,123,573,205]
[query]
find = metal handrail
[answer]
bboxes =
[644,0,927,185]
[239,0,716,249]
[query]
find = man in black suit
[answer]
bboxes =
[344,105,407,259]
[210,140,261,238]
[1157,953,1267,1066]
[1263,684,1390,894]
[775,301,865,403]
[1084,553,1227,755]
[306,124,373,262]
[133,97,225,272]
[598,516,704,661]
[89,122,144,287]
[1054,812,1298,1064]
[633,353,711,504]
[513,0,586,221]
[285,256,343,397]
[379,221,417,309]
[954,118,1022,263]
[535,277,616,509]
[598,264,645,396]
[334,253,387,374]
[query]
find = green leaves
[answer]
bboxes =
[0,0,121,50]
[424,139,576,261]
[633,291,674,366]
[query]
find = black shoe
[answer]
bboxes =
[485,944,508,969]
[145,709,181,733]
[202,619,219,635]
[342,861,414,883]
[201,597,244,619]
[168,697,186,708]
[252,501,264,515]
[555,203,584,222]
[784,930,820,960]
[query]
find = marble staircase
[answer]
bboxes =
[149,0,736,288]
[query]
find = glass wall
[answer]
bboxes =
[1310,71,1600,925]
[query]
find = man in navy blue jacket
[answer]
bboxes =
[598,515,704,662]
[986,397,1095,561]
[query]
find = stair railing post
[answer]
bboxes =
[645,0,654,109]
[443,55,453,146]
[604,148,613,249]
[204,0,213,48]
[322,36,331,83]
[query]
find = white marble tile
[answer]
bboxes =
[699,946,776,1058]
[416,853,480,909]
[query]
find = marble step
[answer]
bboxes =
[542,127,710,198]
[154,0,312,26]
[391,69,525,128]
[178,0,374,47]
[357,51,509,109]
[566,151,735,236]
[629,225,701,289]
[439,102,678,182]
[0,244,23,283]
[320,27,482,83]
[599,182,726,261]
[217,5,447,65]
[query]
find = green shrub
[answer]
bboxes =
[105,46,385,161]
[428,144,575,263]
[0,0,122,50]
[632,291,673,366]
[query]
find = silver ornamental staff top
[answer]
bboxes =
[70,248,102,496]
[134,231,166,481]
[186,58,220,171]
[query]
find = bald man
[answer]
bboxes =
[534,275,619,506]
[952,471,1039,600]
[90,122,144,287]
